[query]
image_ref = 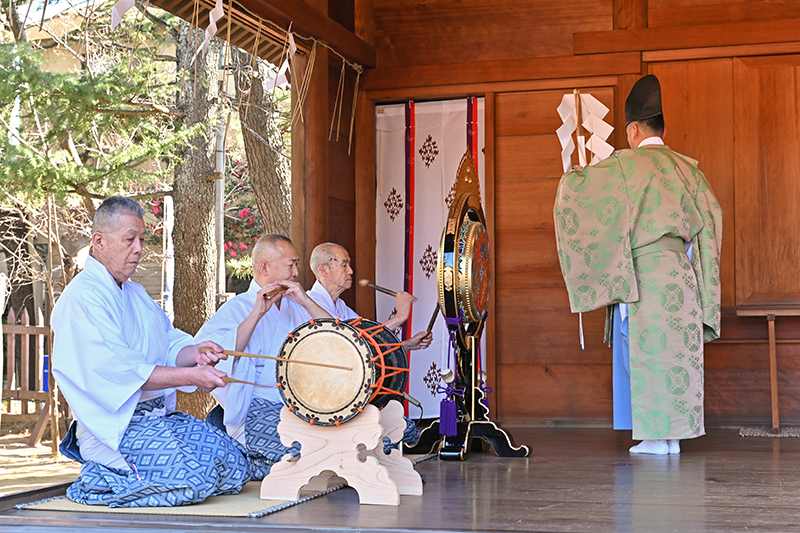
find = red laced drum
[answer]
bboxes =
[275,317,409,426]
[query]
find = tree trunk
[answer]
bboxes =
[235,51,291,236]
[172,23,222,419]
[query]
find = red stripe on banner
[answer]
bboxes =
[471,97,479,170]
[403,102,416,415]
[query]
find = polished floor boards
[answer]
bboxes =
[3,427,800,532]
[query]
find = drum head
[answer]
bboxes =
[277,320,374,426]
[458,219,491,322]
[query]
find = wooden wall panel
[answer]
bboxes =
[649,0,800,28]
[494,88,617,421]
[373,0,612,69]
[733,56,800,306]
[497,363,612,422]
[649,59,735,307]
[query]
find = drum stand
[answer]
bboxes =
[406,335,531,460]
[261,400,422,506]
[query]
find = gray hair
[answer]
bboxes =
[310,242,345,278]
[252,233,293,265]
[92,196,146,234]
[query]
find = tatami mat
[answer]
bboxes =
[16,453,435,517]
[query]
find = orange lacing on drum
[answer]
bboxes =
[310,319,316,325]
[335,318,340,326]
[352,323,410,403]
[334,420,341,426]
[357,406,364,412]
[287,333,294,338]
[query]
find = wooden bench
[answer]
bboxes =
[735,307,800,431]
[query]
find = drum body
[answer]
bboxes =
[276,318,408,426]
[438,192,491,329]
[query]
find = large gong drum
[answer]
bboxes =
[276,318,409,426]
[438,190,491,340]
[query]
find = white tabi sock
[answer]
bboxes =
[668,439,680,455]
[629,439,669,455]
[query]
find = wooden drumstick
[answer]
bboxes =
[358,279,398,297]
[427,302,440,333]
[221,376,273,388]
[205,349,353,371]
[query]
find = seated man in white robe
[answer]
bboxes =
[195,234,331,479]
[308,242,433,448]
[53,196,251,508]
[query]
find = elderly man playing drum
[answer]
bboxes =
[195,234,332,479]
[52,196,252,507]
[308,243,432,351]
[308,242,433,447]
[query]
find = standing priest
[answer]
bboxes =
[553,75,722,455]
[53,196,252,507]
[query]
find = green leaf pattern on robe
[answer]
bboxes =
[554,146,722,440]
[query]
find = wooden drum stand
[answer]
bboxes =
[261,400,422,506]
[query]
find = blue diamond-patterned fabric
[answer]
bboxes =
[65,397,252,507]
[244,397,300,480]
[383,415,420,453]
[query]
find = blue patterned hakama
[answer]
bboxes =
[62,397,252,507]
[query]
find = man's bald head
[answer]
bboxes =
[252,233,293,265]
[310,242,347,279]
[310,242,353,300]
[252,233,299,285]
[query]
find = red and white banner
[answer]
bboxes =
[375,98,485,419]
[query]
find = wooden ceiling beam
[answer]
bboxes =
[574,18,800,55]
[363,52,641,92]
[232,0,376,67]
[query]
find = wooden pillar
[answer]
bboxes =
[354,90,376,319]
[613,0,648,30]
[355,0,374,47]
[354,0,375,318]
[291,10,330,288]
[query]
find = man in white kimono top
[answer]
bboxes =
[195,234,331,479]
[52,196,251,507]
[307,242,433,448]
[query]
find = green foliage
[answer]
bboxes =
[0,3,197,205]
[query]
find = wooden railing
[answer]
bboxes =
[2,307,64,452]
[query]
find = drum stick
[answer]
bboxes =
[205,350,353,371]
[221,376,273,388]
[427,303,440,332]
[222,350,353,371]
[358,279,398,297]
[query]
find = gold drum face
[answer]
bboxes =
[457,220,491,323]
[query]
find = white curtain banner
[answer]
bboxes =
[375,98,486,419]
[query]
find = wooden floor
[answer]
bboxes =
[3,427,800,532]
